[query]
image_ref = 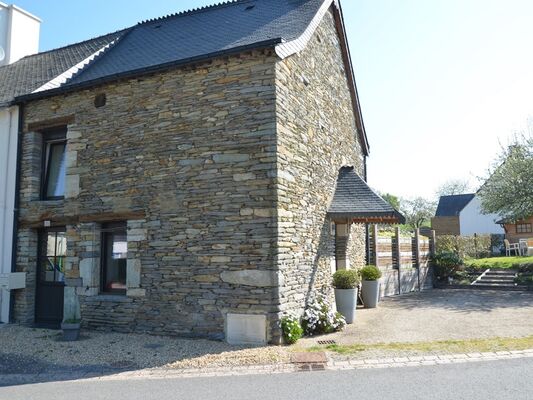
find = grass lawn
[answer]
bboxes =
[306,336,533,355]
[464,256,533,270]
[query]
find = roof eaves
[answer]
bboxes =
[332,0,369,155]
[15,37,283,104]
[275,0,333,59]
[275,0,370,156]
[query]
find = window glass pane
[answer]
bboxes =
[46,142,66,198]
[40,230,66,283]
[103,229,127,292]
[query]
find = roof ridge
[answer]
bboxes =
[137,0,250,26]
[61,27,135,88]
[17,27,130,60]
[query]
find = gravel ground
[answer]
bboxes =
[0,325,289,374]
[298,289,533,348]
[2,289,531,375]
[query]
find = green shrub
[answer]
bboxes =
[280,315,303,345]
[360,265,382,281]
[432,251,463,281]
[436,235,493,259]
[332,269,360,289]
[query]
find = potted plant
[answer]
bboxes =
[61,318,81,341]
[332,269,360,324]
[360,265,382,308]
[61,286,81,341]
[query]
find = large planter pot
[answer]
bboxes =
[362,280,380,308]
[61,322,81,341]
[334,288,358,324]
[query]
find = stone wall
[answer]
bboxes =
[14,7,369,343]
[274,8,366,320]
[16,49,281,340]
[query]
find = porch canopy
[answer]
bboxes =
[327,166,405,224]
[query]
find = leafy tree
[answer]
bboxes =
[436,179,473,198]
[380,192,400,211]
[401,197,436,229]
[478,136,533,221]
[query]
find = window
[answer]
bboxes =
[42,128,67,200]
[101,222,127,294]
[38,228,67,283]
[516,223,532,234]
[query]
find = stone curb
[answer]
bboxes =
[1,349,532,385]
[327,349,533,371]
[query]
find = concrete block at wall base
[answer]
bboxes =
[225,313,267,345]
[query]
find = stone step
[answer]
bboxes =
[476,279,516,285]
[484,271,516,276]
[472,282,517,287]
[467,284,528,291]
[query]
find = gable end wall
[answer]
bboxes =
[274,8,366,318]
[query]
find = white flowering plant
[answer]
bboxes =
[302,294,346,335]
[280,314,304,345]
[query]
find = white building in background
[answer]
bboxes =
[0,3,40,323]
[459,195,503,236]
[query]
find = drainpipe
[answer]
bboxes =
[363,155,370,264]
[9,102,24,322]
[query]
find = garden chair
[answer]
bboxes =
[519,239,530,256]
[504,239,520,256]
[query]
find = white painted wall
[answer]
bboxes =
[0,2,40,66]
[459,195,504,235]
[0,106,18,323]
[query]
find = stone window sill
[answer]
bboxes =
[31,199,65,206]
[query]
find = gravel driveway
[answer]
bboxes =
[301,289,533,346]
[0,325,288,378]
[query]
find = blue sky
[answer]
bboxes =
[14,0,533,200]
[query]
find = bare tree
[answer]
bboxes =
[401,197,436,229]
[435,179,473,198]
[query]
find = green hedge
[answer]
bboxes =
[436,235,492,259]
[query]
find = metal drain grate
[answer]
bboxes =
[317,340,336,345]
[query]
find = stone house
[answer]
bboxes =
[10,0,402,344]
[0,2,124,323]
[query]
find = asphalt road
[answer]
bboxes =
[1,358,531,400]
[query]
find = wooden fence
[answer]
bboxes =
[368,226,436,297]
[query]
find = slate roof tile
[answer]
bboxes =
[0,30,126,106]
[64,0,324,88]
[327,166,405,223]
[434,194,475,217]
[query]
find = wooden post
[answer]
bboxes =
[415,228,421,291]
[394,226,401,295]
[429,230,437,257]
[372,224,379,268]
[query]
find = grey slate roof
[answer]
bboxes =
[327,167,405,223]
[0,30,126,107]
[6,0,369,155]
[30,0,325,92]
[435,193,475,217]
